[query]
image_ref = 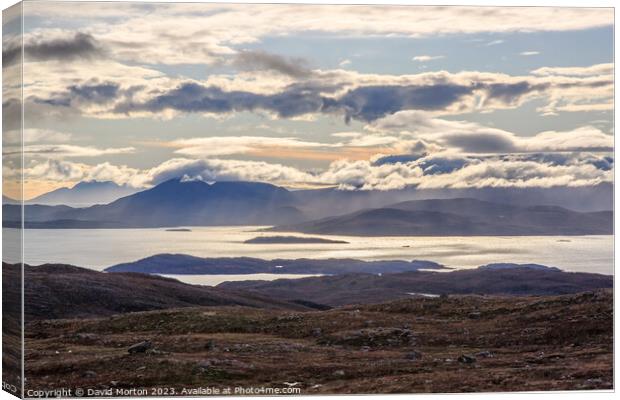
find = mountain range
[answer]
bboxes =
[26,181,139,207]
[2,178,613,235]
[4,178,305,228]
[270,198,613,236]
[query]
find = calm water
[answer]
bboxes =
[158,273,324,286]
[3,227,613,278]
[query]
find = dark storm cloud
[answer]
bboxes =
[3,33,104,67]
[113,82,483,122]
[233,50,314,78]
[113,82,326,117]
[69,83,120,102]
[34,82,123,108]
[484,81,547,104]
[325,84,477,122]
[40,77,553,122]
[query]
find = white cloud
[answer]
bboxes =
[520,51,540,56]
[486,39,505,46]
[531,63,613,77]
[15,144,136,158]
[369,111,613,154]
[168,136,332,157]
[23,4,612,66]
[412,55,444,62]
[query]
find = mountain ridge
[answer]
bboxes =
[270,197,613,236]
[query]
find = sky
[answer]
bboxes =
[1,2,614,199]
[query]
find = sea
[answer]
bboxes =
[2,226,613,285]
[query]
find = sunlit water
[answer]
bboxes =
[158,273,325,286]
[3,226,613,285]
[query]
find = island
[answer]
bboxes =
[244,235,349,244]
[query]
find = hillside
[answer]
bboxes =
[2,263,311,320]
[24,290,612,393]
[219,265,613,306]
[271,198,613,236]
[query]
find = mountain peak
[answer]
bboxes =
[72,181,123,189]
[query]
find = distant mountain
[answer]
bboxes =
[4,178,307,228]
[289,183,614,217]
[219,265,613,306]
[27,181,139,207]
[271,198,613,236]
[105,253,445,275]
[3,181,613,232]
[2,195,19,205]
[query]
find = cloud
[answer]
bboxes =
[167,136,331,157]
[22,146,612,193]
[531,63,613,77]
[30,62,612,121]
[5,144,136,158]
[137,158,316,187]
[108,78,540,122]
[486,39,505,46]
[3,129,72,145]
[520,51,540,56]
[22,160,142,187]
[233,50,313,78]
[23,159,88,182]
[22,4,612,66]
[339,59,352,67]
[412,55,444,62]
[3,32,104,67]
[370,111,613,154]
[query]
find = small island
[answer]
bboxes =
[165,228,192,232]
[244,235,349,244]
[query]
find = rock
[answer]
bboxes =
[333,370,345,377]
[468,312,481,319]
[82,371,97,378]
[128,340,152,354]
[195,360,212,373]
[360,346,371,352]
[458,354,476,364]
[311,328,323,337]
[475,351,493,358]
[404,351,423,361]
[75,333,99,343]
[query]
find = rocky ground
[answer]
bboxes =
[24,290,613,395]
